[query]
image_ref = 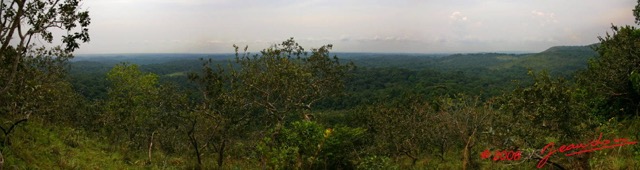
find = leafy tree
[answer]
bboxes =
[0,0,90,163]
[257,121,367,169]
[102,63,161,153]
[232,38,354,127]
[635,0,640,25]
[233,38,354,169]
[575,2,640,117]
[434,95,497,170]
[188,59,254,169]
[186,38,354,169]
[364,94,495,169]
[498,71,597,169]
[365,95,433,165]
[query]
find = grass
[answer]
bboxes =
[0,120,252,169]
[2,119,638,169]
[2,120,195,169]
[3,120,132,169]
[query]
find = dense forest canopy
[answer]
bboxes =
[0,0,639,169]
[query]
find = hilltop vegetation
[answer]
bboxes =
[68,45,597,102]
[54,40,636,170]
[2,0,640,169]
[496,45,598,75]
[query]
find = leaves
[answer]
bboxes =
[577,24,640,117]
[229,38,354,124]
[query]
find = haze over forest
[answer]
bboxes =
[78,0,637,54]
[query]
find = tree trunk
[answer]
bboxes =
[462,130,476,170]
[147,131,156,165]
[0,151,4,170]
[188,120,202,170]
[217,139,226,169]
[439,137,447,161]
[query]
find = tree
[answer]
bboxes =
[255,120,367,169]
[233,38,354,168]
[366,94,495,169]
[232,38,354,127]
[102,63,193,165]
[187,38,354,169]
[188,59,254,169]
[1,0,90,95]
[102,63,161,154]
[498,71,597,169]
[634,0,640,25]
[365,95,433,166]
[0,0,90,162]
[575,1,640,117]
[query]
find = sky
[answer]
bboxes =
[74,0,638,54]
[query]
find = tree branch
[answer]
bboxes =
[0,0,23,52]
[0,118,28,136]
[0,0,25,95]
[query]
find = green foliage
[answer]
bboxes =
[321,125,368,169]
[496,70,607,169]
[631,71,640,95]
[258,121,324,169]
[357,156,398,170]
[0,0,92,102]
[499,71,598,144]
[577,25,640,117]
[257,120,367,169]
[2,2,639,168]
[363,94,497,169]
[183,38,356,169]
[0,0,92,166]
[3,119,200,169]
[230,38,355,124]
[102,63,160,145]
[498,45,597,77]
[365,96,434,159]
[67,46,598,107]
[635,0,640,24]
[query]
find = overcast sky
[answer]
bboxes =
[74,0,637,54]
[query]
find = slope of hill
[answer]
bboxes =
[495,45,598,75]
[67,44,598,100]
[71,45,597,75]
[430,53,525,70]
[72,53,236,65]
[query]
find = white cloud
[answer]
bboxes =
[531,10,558,24]
[450,11,468,21]
[74,0,638,54]
[531,10,546,16]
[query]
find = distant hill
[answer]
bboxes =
[70,44,598,78]
[495,45,598,75]
[429,53,525,70]
[72,53,236,65]
[67,45,598,100]
[339,45,597,76]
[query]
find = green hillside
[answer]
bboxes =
[430,53,523,70]
[496,45,598,75]
[339,45,596,77]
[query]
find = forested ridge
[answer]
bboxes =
[69,45,595,104]
[2,0,640,169]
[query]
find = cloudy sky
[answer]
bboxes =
[74,0,637,54]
